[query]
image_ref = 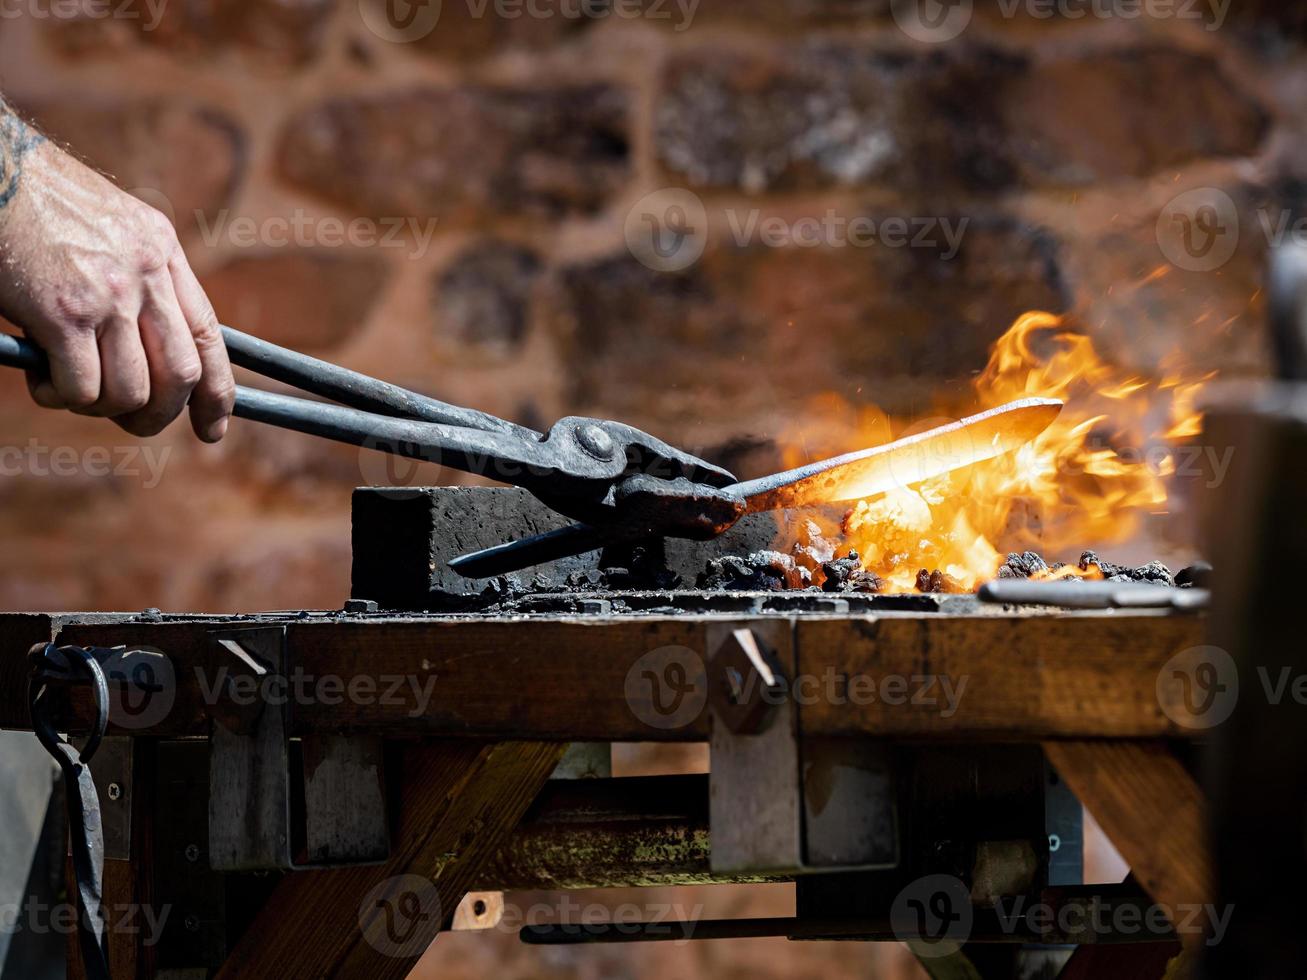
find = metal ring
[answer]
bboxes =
[27,644,110,766]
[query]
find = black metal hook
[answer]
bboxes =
[28,643,110,765]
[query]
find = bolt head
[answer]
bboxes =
[575,424,616,460]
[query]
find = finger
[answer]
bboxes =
[31,325,100,411]
[114,273,202,437]
[27,369,67,409]
[75,316,150,418]
[169,254,233,443]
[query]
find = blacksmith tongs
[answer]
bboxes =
[0,326,747,549]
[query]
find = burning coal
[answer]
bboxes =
[774,311,1215,594]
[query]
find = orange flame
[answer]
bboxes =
[779,311,1211,593]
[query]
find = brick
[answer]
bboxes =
[276,86,630,220]
[47,0,335,66]
[351,487,787,604]
[201,250,390,352]
[21,99,243,239]
[435,241,541,353]
[656,43,1266,193]
[546,215,1068,425]
[1001,48,1269,185]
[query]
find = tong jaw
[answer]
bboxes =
[544,417,735,487]
[536,417,743,535]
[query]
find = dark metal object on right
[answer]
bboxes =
[1204,240,1307,979]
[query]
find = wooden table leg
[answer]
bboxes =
[1042,740,1209,947]
[215,739,565,979]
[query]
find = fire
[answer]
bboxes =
[779,311,1212,593]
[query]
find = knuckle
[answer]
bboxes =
[133,236,171,273]
[124,387,151,413]
[62,385,100,411]
[190,302,222,341]
[144,206,178,241]
[172,355,203,390]
[53,290,110,331]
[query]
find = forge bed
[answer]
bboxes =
[0,484,1214,979]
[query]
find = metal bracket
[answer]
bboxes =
[87,736,134,861]
[207,627,389,871]
[707,621,898,876]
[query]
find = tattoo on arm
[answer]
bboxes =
[0,98,47,212]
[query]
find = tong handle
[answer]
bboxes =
[221,327,533,436]
[0,328,531,437]
[0,332,44,373]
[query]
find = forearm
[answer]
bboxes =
[0,95,46,218]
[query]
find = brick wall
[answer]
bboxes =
[0,2,1300,612]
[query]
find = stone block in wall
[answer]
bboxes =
[434,241,542,355]
[656,42,1267,193]
[20,100,244,239]
[201,250,391,352]
[544,215,1068,425]
[276,86,630,220]
[46,0,335,67]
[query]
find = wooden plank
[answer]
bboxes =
[288,618,713,740]
[799,614,1205,738]
[5,612,1206,741]
[215,739,565,979]
[1042,741,1210,948]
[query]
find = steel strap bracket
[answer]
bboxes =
[707,620,899,877]
[206,626,389,871]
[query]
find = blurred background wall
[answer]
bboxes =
[0,0,1299,613]
[0,1,1302,976]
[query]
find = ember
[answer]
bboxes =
[774,310,1216,593]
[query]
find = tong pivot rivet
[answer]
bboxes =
[575,424,616,460]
